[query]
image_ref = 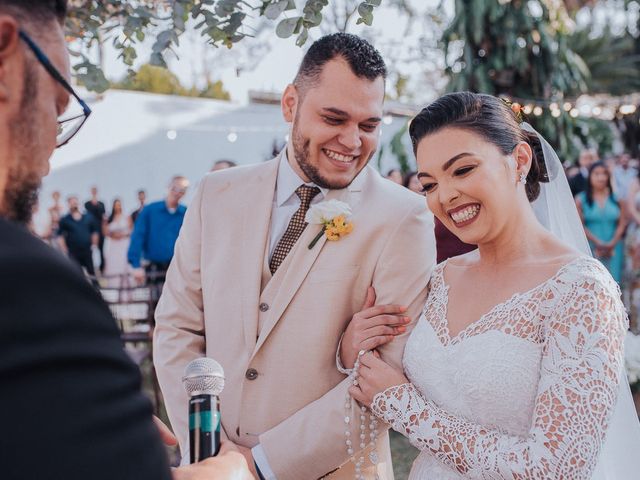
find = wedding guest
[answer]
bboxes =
[85,185,106,272]
[58,195,100,277]
[210,158,237,172]
[128,176,189,284]
[403,170,424,194]
[40,189,63,245]
[0,2,250,479]
[569,148,598,197]
[130,188,146,225]
[624,170,640,330]
[576,161,626,283]
[103,198,131,287]
[613,153,637,200]
[385,168,403,185]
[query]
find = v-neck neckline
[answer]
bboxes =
[435,256,584,345]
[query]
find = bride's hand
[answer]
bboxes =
[349,351,409,407]
[340,287,410,369]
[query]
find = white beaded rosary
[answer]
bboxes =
[344,350,379,480]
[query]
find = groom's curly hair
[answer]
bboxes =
[294,33,386,94]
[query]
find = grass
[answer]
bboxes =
[390,430,418,479]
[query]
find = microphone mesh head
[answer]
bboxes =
[182,358,225,397]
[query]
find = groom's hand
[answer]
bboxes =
[340,286,410,368]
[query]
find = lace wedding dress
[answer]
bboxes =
[371,256,629,479]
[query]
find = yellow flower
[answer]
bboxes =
[333,215,347,228]
[324,216,353,241]
[308,212,354,249]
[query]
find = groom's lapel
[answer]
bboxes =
[239,158,279,350]
[252,168,367,354]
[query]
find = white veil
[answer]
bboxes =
[522,122,640,479]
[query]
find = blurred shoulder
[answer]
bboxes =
[561,256,620,291]
[199,159,278,192]
[363,166,426,210]
[0,219,67,269]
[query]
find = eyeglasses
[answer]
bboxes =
[18,30,91,148]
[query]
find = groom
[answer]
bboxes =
[154,33,436,479]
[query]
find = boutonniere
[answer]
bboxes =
[305,200,354,249]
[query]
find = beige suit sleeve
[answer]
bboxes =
[259,203,436,479]
[153,178,207,457]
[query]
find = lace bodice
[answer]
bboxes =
[371,256,628,479]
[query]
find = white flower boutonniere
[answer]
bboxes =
[305,199,354,249]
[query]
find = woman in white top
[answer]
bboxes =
[103,198,132,287]
[340,92,639,479]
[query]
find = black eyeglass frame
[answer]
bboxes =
[18,30,91,147]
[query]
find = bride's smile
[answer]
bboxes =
[447,202,481,227]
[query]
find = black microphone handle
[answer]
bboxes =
[188,394,221,463]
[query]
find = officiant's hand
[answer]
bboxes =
[349,351,409,407]
[152,415,178,446]
[340,287,410,369]
[235,443,260,479]
[172,441,253,480]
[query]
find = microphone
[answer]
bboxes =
[182,357,225,463]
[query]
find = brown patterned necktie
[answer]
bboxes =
[269,185,321,274]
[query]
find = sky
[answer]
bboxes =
[75,1,639,104]
[87,0,449,104]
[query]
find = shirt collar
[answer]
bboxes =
[276,150,328,207]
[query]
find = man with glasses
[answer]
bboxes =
[0,2,249,479]
[128,175,189,285]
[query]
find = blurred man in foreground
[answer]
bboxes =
[0,1,249,478]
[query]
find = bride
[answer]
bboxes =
[340,92,640,479]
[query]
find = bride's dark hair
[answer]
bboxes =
[409,92,549,202]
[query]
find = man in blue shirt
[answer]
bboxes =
[128,176,189,284]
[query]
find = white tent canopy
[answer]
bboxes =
[39,89,413,227]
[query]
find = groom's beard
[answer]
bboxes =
[291,115,370,190]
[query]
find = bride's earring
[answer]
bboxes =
[519,172,527,185]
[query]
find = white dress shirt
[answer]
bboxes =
[267,153,328,259]
[253,152,327,479]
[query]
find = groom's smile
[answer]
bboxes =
[282,56,385,190]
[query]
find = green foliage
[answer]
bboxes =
[524,113,614,166]
[67,1,384,92]
[198,79,231,100]
[117,64,186,95]
[112,64,231,100]
[390,122,410,174]
[443,0,586,98]
[568,26,640,96]
[440,0,621,163]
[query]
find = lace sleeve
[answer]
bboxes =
[371,273,627,479]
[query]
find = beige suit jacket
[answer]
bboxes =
[154,154,436,479]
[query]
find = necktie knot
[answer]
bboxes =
[296,185,321,209]
[269,185,321,274]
